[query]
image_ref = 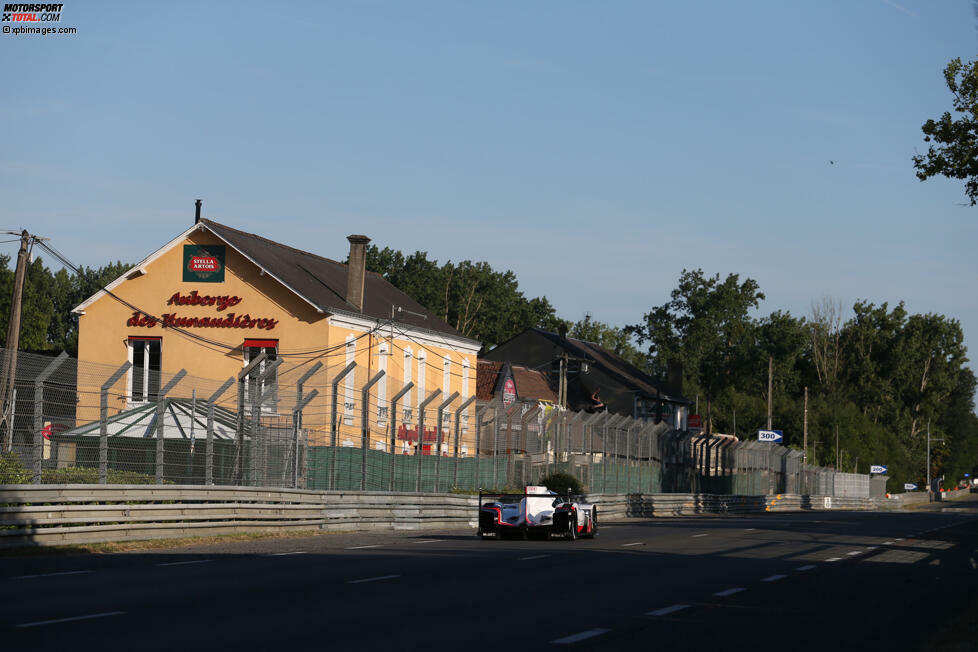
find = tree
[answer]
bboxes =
[912,57,978,205]
[363,245,560,351]
[628,269,765,431]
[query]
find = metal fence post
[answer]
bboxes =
[387,381,413,492]
[540,409,558,480]
[155,369,187,484]
[583,412,606,492]
[453,396,476,488]
[519,406,541,486]
[251,359,282,488]
[433,391,459,492]
[236,352,266,485]
[205,377,235,486]
[328,361,356,491]
[292,362,323,489]
[293,388,318,488]
[30,352,69,484]
[492,402,500,488]
[474,404,490,490]
[359,371,386,491]
[415,389,441,492]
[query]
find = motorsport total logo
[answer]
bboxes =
[2,3,64,21]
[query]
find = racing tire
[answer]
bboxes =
[587,509,598,538]
[566,514,577,541]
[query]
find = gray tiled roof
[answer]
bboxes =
[200,219,469,340]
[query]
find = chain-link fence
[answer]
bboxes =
[0,349,882,498]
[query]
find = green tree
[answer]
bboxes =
[912,57,978,205]
[628,269,765,431]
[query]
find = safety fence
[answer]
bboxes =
[0,349,882,499]
[0,485,892,549]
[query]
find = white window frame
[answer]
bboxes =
[377,341,389,426]
[127,337,161,406]
[242,341,279,414]
[344,335,355,426]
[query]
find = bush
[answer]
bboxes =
[538,472,582,497]
[0,452,31,484]
[41,467,160,485]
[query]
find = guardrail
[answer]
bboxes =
[0,484,480,548]
[0,485,924,549]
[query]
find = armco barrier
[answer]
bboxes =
[0,485,906,549]
[0,484,480,548]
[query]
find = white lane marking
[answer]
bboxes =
[796,565,816,571]
[14,570,93,580]
[346,545,382,550]
[518,555,550,561]
[346,574,401,584]
[883,541,894,545]
[867,546,878,550]
[647,604,690,616]
[826,557,842,562]
[714,587,746,597]
[846,551,862,556]
[156,560,212,567]
[761,574,786,582]
[413,540,439,544]
[744,528,756,531]
[268,552,307,556]
[622,542,645,547]
[896,538,904,542]
[691,534,708,538]
[551,628,612,645]
[17,611,125,628]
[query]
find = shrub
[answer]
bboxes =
[538,472,582,497]
[0,452,31,484]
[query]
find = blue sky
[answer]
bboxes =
[1,1,976,378]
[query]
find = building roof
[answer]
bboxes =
[73,218,477,346]
[500,328,689,405]
[59,398,237,440]
[476,360,558,403]
[199,219,467,340]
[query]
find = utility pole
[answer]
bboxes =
[766,356,773,430]
[0,230,30,450]
[558,352,568,409]
[835,423,840,470]
[802,386,808,464]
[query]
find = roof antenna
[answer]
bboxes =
[195,199,202,224]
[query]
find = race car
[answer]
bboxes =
[478,485,598,540]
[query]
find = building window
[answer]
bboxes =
[128,337,161,403]
[377,342,389,426]
[403,347,413,423]
[244,338,278,413]
[462,358,470,432]
[344,335,355,425]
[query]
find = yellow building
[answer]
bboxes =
[72,208,481,488]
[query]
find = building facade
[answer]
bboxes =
[72,212,481,464]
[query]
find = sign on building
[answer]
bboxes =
[183,245,226,283]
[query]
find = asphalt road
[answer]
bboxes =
[2,499,977,651]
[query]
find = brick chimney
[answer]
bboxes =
[346,235,371,312]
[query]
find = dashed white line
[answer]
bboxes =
[622,542,645,547]
[691,534,708,538]
[518,555,550,561]
[156,560,212,567]
[825,557,842,562]
[551,628,612,644]
[346,545,382,550]
[268,552,307,556]
[867,546,878,550]
[761,574,786,582]
[896,538,904,542]
[714,587,746,597]
[346,574,401,584]
[883,541,894,545]
[796,565,816,571]
[17,611,125,628]
[744,528,756,531]
[13,570,93,580]
[413,540,439,544]
[647,604,690,617]
[846,551,862,556]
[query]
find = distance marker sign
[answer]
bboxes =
[870,465,888,474]
[904,483,918,491]
[757,430,783,443]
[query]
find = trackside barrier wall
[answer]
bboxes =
[0,485,914,548]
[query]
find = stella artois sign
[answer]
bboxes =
[183,245,226,282]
